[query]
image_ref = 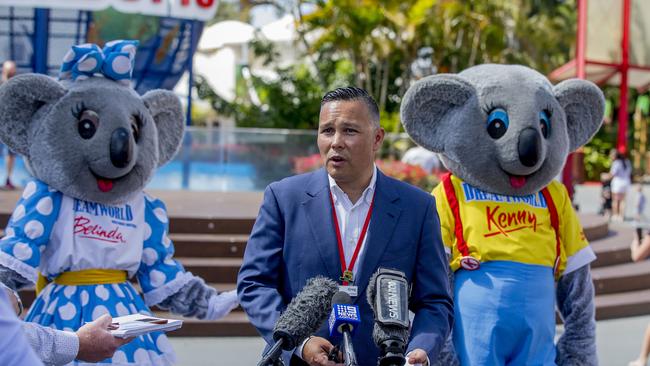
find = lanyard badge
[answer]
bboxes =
[329,190,376,286]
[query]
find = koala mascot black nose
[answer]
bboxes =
[110,127,133,168]
[518,128,540,167]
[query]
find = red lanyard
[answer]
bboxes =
[329,190,375,285]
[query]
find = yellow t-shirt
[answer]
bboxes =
[432,175,593,275]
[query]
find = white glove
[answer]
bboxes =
[205,289,239,320]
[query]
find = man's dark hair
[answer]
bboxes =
[321,86,380,127]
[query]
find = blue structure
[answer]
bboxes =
[0,6,203,123]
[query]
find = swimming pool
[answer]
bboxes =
[0,127,412,192]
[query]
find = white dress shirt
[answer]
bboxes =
[327,166,377,280]
[0,282,78,365]
[0,288,44,365]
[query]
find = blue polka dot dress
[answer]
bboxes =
[0,179,194,365]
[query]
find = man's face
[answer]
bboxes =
[317,100,384,184]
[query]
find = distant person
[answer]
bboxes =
[401,145,444,175]
[599,172,613,218]
[1,60,17,189]
[629,222,650,366]
[609,149,632,221]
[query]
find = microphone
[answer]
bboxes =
[257,276,339,366]
[367,268,410,366]
[328,291,360,366]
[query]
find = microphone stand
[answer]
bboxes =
[257,338,286,366]
[377,338,406,366]
[341,325,359,366]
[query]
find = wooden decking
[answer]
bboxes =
[0,189,645,335]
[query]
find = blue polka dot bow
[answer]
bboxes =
[59,40,139,86]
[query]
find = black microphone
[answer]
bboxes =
[367,268,410,366]
[327,291,360,366]
[257,276,339,366]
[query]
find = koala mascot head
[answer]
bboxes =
[0,40,184,204]
[401,64,605,196]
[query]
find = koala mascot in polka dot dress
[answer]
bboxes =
[0,41,239,365]
[401,65,605,366]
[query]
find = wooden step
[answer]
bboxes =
[171,234,247,258]
[177,257,242,283]
[155,311,258,337]
[592,260,650,295]
[19,282,239,310]
[581,214,609,241]
[590,228,634,268]
[169,217,254,235]
[595,288,650,320]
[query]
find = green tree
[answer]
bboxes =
[203,0,577,131]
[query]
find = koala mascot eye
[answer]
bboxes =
[539,110,551,138]
[486,108,509,139]
[78,110,99,139]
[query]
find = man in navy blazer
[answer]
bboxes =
[238,87,453,366]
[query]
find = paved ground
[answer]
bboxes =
[167,316,650,365]
[168,314,650,365]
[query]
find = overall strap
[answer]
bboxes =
[541,187,562,279]
[441,173,470,257]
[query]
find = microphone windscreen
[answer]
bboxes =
[273,276,338,350]
[367,269,380,315]
[367,268,410,347]
[331,291,352,305]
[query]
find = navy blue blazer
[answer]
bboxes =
[237,168,453,364]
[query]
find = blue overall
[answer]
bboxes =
[453,261,557,366]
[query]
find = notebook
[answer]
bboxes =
[109,314,183,338]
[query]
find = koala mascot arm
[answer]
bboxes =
[556,265,596,366]
[137,195,238,320]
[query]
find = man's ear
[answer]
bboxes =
[142,89,185,166]
[0,74,66,156]
[400,74,478,153]
[554,78,605,151]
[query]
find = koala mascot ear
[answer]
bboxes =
[553,78,605,151]
[142,90,185,166]
[0,74,66,156]
[400,74,478,153]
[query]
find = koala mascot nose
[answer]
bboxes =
[518,127,540,167]
[110,127,133,168]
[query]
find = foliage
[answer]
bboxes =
[90,8,159,45]
[202,0,577,133]
[583,124,616,181]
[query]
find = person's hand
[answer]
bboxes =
[76,314,133,362]
[302,336,342,366]
[406,348,429,366]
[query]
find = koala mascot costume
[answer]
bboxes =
[401,64,604,365]
[0,41,238,365]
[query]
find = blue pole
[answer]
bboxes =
[186,21,195,127]
[33,8,49,74]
